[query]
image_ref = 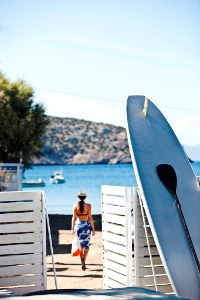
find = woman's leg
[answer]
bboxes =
[80,245,84,259]
[83,247,89,263]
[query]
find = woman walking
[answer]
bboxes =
[71,190,95,270]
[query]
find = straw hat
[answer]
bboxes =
[76,190,88,197]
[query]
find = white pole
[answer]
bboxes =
[42,192,58,289]
[42,193,47,290]
[133,187,139,286]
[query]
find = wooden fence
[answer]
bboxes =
[133,187,174,294]
[102,185,175,295]
[0,191,47,295]
[102,185,133,289]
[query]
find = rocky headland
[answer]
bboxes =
[32,116,131,165]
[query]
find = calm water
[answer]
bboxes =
[23,162,200,215]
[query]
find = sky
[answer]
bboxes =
[0,0,200,146]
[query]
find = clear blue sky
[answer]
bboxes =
[1,0,200,146]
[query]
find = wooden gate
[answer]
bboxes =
[102,185,175,295]
[0,191,47,295]
[102,185,133,289]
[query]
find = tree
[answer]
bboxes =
[0,71,50,169]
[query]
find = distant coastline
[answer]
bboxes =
[32,116,132,165]
[31,161,132,166]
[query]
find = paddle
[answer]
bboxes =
[156,164,200,273]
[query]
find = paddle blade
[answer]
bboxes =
[156,164,177,195]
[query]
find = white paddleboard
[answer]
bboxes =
[126,95,200,300]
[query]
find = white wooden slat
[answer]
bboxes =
[0,201,42,212]
[103,231,126,246]
[147,284,174,294]
[104,259,127,276]
[0,243,42,255]
[103,276,126,289]
[139,266,166,276]
[137,216,149,227]
[0,222,42,234]
[137,206,142,216]
[139,275,170,286]
[103,213,125,226]
[101,185,126,197]
[138,226,152,237]
[158,285,174,294]
[0,233,42,245]
[0,264,43,277]
[104,268,127,285]
[138,237,155,247]
[0,254,42,266]
[8,285,43,296]
[0,191,42,202]
[102,204,125,216]
[0,212,43,223]
[102,195,125,206]
[103,241,126,256]
[103,250,126,266]
[102,222,125,235]
[138,256,163,267]
[138,246,159,257]
[0,275,43,287]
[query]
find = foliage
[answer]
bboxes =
[0,71,50,169]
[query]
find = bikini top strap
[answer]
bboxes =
[77,213,88,216]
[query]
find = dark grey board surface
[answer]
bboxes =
[0,287,188,299]
[126,95,200,300]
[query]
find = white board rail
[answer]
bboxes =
[0,191,47,295]
[102,185,133,289]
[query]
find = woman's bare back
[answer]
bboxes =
[75,202,91,221]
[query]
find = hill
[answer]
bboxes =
[32,116,131,165]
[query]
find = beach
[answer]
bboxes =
[46,214,103,290]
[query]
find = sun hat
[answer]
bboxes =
[76,190,88,197]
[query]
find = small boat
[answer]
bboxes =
[50,168,65,184]
[22,178,45,187]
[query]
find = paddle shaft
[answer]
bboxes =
[174,194,200,273]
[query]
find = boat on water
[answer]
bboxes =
[22,178,45,187]
[50,168,65,184]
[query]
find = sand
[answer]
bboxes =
[46,215,103,290]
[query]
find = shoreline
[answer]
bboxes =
[30,162,132,166]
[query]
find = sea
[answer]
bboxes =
[23,162,200,215]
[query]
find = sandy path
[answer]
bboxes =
[46,230,103,290]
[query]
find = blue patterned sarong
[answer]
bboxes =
[74,219,92,249]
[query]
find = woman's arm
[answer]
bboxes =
[88,204,95,236]
[71,204,77,234]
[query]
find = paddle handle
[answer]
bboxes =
[174,194,200,273]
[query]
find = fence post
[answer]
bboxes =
[133,187,139,286]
